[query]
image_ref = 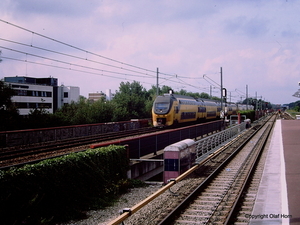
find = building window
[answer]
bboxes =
[11,84,29,89]
[14,102,52,109]
[16,90,52,97]
[16,90,27,96]
[15,102,28,108]
[64,92,68,98]
[38,103,51,108]
[29,103,38,108]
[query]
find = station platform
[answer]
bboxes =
[250,119,300,225]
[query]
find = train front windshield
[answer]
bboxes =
[154,103,170,114]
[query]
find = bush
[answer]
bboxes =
[0,145,130,224]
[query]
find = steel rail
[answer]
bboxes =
[106,138,246,225]
[105,116,270,225]
[0,127,157,169]
[158,115,276,224]
[224,116,276,224]
[157,127,262,224]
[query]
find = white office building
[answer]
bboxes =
[4,76,80,115]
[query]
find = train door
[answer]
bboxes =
[173,101,180,122]
[197,102,206,120]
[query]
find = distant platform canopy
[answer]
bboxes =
[292,89,300,98]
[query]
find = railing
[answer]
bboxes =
[195,122,247,162]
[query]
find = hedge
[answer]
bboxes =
[0,145,130,224]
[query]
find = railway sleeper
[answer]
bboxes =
[236,215,251,223]
[207,182,232,187]
[210,215,227,222]
[238,210,255,216]
[201,192,225,197]
[186,208,215,213]
[182,211,213,217]
[240,202,255,207]
[176,219,210,224]
[195,196,223,200]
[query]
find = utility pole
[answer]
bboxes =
[156,68,159,96]
[246,85,248,110]
[256,92,258,110]
[220,67,223,111]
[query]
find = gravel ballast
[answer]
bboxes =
[59,183,163,225]
[59,178,201,225]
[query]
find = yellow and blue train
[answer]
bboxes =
[152,94,253,127]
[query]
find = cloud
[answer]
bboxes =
[11,0,99,17]
[224,16,269,38]
[1,0,300,104]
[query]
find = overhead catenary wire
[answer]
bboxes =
[0,46,156,79]
[0,19,210,81]
[0,19,248,98]
[1,55,205,92]
[1,55,200,89]
[0,56,155,86]
[0,38,157,78]
[203,74,221,87]
[0,19,163,76]
[0,42,208,92]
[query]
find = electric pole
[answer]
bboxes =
[156,68,159,96]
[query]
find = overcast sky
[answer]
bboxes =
[1,0,300,104]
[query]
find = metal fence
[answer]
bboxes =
[0,120,147,148]
[195,122,247,162]
[128,120,223,158]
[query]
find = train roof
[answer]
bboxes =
[162,94,196,101]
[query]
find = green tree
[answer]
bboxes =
[160,85,173,94]
[147,85,159,98]
[54,101,80,125]
[293,100,300,112]
[26,108,51,128]
[0,79,20,131]
[112,81,150,121]
[184,92,204,99]
[211,96,221,101]
[89,98,114,123]
[199,92,210,99]
[53,96,114,126]
[177,89,188,95]
[0,80,16,111]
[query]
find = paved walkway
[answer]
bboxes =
[250,120,290,225]
[282,120,300,224]
[249,119,300,224]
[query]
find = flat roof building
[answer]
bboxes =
[88,89,114,102]
[4,76,80,115]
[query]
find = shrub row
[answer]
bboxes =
[0,145,130,224]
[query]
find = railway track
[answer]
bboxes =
[158,116,275,224]
[280,111,295,120]
[108,114,276,225]
[0,127,158,169]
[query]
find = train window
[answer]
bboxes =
[198,107,206,112]
[155,103,169,110]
